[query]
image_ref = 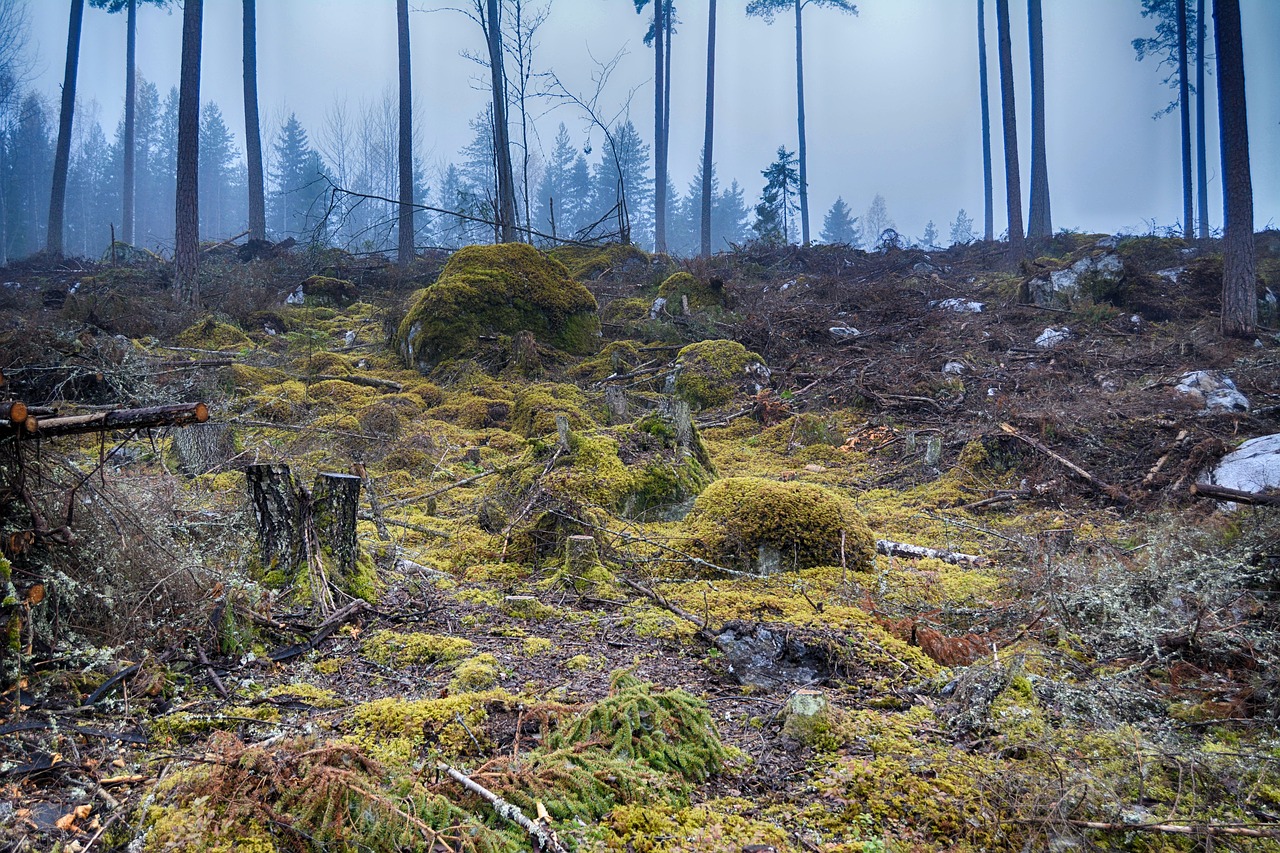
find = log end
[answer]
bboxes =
[194,402,209,423]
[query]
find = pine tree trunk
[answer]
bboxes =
[995,0,1023,254]
[978,0,994,242]
[243,0,266,242]
[247,463,305,582]
[1026,0,1051,239]
[793,0,810,246]
[487,0,517,244]
[396,0,415,264]
[46,0,84,257]
[653,0,667,253]
[1214,0,1255,338]
[1195,0,1209,239]
[700,0,717,257]
[122,0,137,245]
[1178,0,1193,240]
[174,0,202,301]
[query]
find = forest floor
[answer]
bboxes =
[1,232,1280,852]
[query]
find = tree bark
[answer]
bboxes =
[652,0,667,253]
[46,0,84,257]
[1214,0,1255,338]
[793,0,810,246]
[978,0,994,242]
[995,0,1023,254]
[700,0,717,257]
[1026,0,1051,239]
[27,402,208,439]
[243,0,266,242]
[174,422,235,475]
[174,0,202,302]
[247,464,305,581]
[1195,0,1209,239]
[1178,0,1193,240]
[311,472,361,579]
[396,0,415,264]
[485,0,517,244]
[122,0,137,245]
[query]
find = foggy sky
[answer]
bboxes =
[21,0,1280,245]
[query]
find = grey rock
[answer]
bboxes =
[1174,370,1250,413]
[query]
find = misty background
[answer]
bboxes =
[9,0,1280,260]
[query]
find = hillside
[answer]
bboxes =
[2,233,1280,852]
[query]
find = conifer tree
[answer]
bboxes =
[819,196,859,245]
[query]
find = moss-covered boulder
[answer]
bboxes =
[684,476,875,574]
[673,339,769,409]
[657,271,725,312]
[175,317,252,351]
[300,275,357,307]
[395,244,600,370]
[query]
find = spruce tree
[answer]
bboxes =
[820,196,859,245]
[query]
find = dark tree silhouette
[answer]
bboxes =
[635,0,668,252]
[994,0,1023,254]
[46,0,84,257]
[700,0,716,257]
[173,0,202,301]
[746,0,857,247]
[243,0,265,241]
[1195,0,1209,238]
[396,0,414,263]
[977,0,994,241]
[1213,0,1254,337]
[1177,0,1192,238]
[485,0,517,243]
[1026,0,1051,239]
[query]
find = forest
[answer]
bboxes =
[2,0,1280,851]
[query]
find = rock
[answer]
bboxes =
[1026,252,1123,307]
[1035,327,1072,349]
[781,689,835,744]
[942,360,966,375]
[1200,434,1280,495]
[1154,267,1184,283]
[649,295,667,319]
[829,324,861,338]
[929,297,985,313]
[714,621,831,690]
[1174,370,1250,413]
[1096,235,1120,248]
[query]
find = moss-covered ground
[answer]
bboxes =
[2,237,1280,851]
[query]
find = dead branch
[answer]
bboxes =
[268,599,366,661]
[1190,482,1280,507]
[999,422,1129,505]
[439,761,570,853]
[310,374,404,392]
[619,577,717,642]
[25,403,208,439]
[876,538,989,567]
[1022,818,1280,840]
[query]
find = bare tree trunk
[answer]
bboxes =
[243,0,266,242]
[396,0,415,264]
[793,0,810,246]
[978,0,994,242]
[700,0,717,257]
[312,472,362,580]
[247,464,305,581]
[122,0,136,245]
[1178,0,1193,240]
[652,0,667,253]
[174,0,202,302]
[662,1,672,245]
[174,422,235,475]
[1026,0,1051,239]
[46,0,84,257]
[1195,0,1209,239]
[1214,0,1255,338]
[995,0,1023,254]
[486,0,516,243]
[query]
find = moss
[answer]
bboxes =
[395,243,600,369]
[657,271,724,311]
[305,378,377,406]
[251,379,308,422]
[294,350,352,375]
[229,363,288,391]
[175,317,251,350]
[510,382,596,437]
[683,476,876,574]
[348,689,517,763]
[674,339,767,409]
[544,432,636,510]
[360,629,474,668]
[449,653,502,691]
[564,654,598,671]
[522,637,555,656]
[600,799,790,852]
[570,340,644,383]
[300,274,356,307]
[150,705,281,743]
[549,242,654,281]
[266,682,346,709]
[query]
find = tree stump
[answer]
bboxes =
[605,385,627,425]
[174,422,235,475]
[246,463,304,581]
[311,472,362,578]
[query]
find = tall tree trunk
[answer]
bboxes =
[1178,0,1193,240]
[663,1,672,242]
[122,0,136,245]
[486,0,516,243]
[700,0,717,258]
[243,0,266,242]
[1214,0,1254,338]
[793,0,810,245]
[995,0,1023,254]
[978,0,994,242]
[396,0,415,263]
[47,0,85,257]
[652,0,666,252]
[174,0,202,302]
[1195,0,1209,239]
[1026,0,1051,239]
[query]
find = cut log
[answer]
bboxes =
[1190,482,1280,506]
[27,403,208,439]
[1,401,27,424]
[246,464,305,580]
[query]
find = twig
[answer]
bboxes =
[619,577,717,642]
[268,599,366,661]
[876,538,989,567]
[999,422,1130,504]
[1190,482,1280,506]
[195,645,229,698]
[439,761,570,853]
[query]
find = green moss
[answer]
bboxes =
[657,271,724,311]
[449,653,502,691]
[300,274,356,306]
[305,378,377,406]
[510,382,596,437]
[549,242,653,281]
[673,339,767,409]
[360,629,474,668]
[395,243,600,369]
[348,689,517,762]
[570,340,644,382]
[683,476,876,574]
[266,682,346,709]
[175,317,251,350]
[150,705,281,743]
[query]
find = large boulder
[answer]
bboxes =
[1200,434,1280,495]
[1025,252,1124,308]
[673,339,769,410]
[395,243,600,370]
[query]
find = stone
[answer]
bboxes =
[781,689,834,744]
[942,360,966,375]
[1026,252,1123,307]
[930,297,985,313]
[1200,434,1280,495]
[1035,327,1072,349]
[714,621,831,690]
[829,324,861,338]
[1174,370,1250,413]
[649,296,668,319]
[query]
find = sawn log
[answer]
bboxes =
[24,402,208,439]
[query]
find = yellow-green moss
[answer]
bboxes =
[266,682,345,709]
[510,382,596,437]
[549,242,653,281]
[600,798,789,852]
[251,379,307,422]
[449,653,502,691]
[674,339,767,409]
[657,271,724,311]
[305,378,377,406]
[294,350,352,375]
[360,629,474,668]
[175,317,251,350]
[348,689,517,763]
[396,243,600,369]
[300,274,356,306]
[570,340,644,382]
[229,363,288,391]
[522,637,555,656]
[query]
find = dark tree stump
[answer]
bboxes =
[246,463,304,581]
[311,472,361,578]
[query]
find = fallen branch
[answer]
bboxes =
[876,539,989,567]
[620,577,717,642]
[1190,482,1280,507]
[27,403,208,439]
[310,373,404,392]
[1029,818,1280,840]
[269,599,367,661]
[196,645,229,699]
[439,761,570,853]
[999,422,1129,505]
